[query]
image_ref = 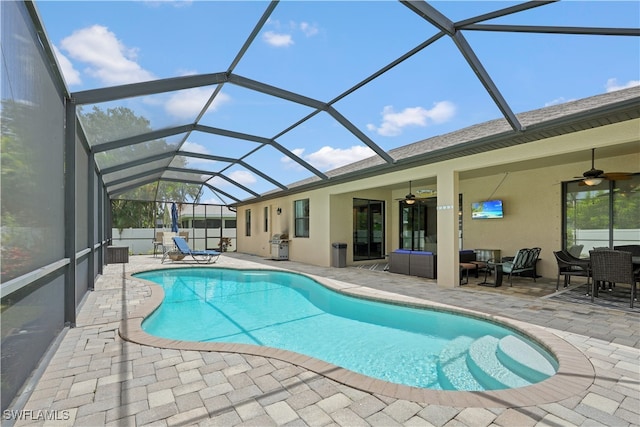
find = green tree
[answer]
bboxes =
[79,106,201,229]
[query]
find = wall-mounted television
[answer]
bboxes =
[471,199,504,219]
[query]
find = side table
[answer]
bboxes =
[479,261,503,287]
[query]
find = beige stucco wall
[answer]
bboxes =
[236,118,639,285]
[237,189,333,266]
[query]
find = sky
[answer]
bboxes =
[36,1,640,204]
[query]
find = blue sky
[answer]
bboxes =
[36,1,640,204]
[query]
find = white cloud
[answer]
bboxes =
[180,141,209,155]
[209,170,256,188]
[263,31,294,47]
[280,148,306,169]
[281,146,374,171]
[544,97,575,107]
[605,78,640,92]
[263,19,319,47]
[229,170,257,186]
[60,25,155,85]
[299,22,319,37]
[165,88,230,119]
[367,101,456,136]
[306,146,375,170]
[52,45,82,86]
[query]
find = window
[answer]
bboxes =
[245,209,251,237]
[264,206,269,232]
[563,174,639,255]
[191,218,222,228]
[294,199,310,237]
[225,219,236,229]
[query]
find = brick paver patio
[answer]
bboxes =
[8,253,639,426]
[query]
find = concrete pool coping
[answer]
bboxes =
[119,265,595,408]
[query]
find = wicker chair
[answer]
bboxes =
[589,249,637,308]
[613,244,640,257]
[553,250,591,291]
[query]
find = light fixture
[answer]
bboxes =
[584,177,603,186]
[276,207,282,215]
[404,181,416,204]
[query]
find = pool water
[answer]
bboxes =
[136,268,557,390]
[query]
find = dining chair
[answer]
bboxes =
[589,249,637,308]
[553,250,591,291]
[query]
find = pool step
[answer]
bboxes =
[496,335,556,383]
[467,336,531,390]
[437,335,556,391]
[437,336,485,391]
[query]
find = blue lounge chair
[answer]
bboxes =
[167,236,221,264]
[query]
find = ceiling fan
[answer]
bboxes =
[576,148,632,186]
[397,181,437,204]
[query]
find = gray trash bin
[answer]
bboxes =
[331,243,347,268]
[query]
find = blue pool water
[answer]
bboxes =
[136,268,558,390]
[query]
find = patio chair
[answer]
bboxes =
[553,250,591,291]
[613,244,640,257]
[160,233,178,263]
[152,231,164,257]
[589,249,637,308]
[567,244,584,258]
[170,236,221,264]
[500,247,541,286]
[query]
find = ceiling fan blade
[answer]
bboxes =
[602,172,633,180]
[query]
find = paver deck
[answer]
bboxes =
[7,253,640,427]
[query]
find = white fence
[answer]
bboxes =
[574,228,640,256]
[111,228,236,254]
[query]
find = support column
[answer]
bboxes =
[88,152,95,290]
[64,98,77,327]
[436,170,459,288]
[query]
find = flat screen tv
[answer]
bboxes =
[471,199,504,219]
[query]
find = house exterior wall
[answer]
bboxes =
[236,118,639,286]
[237,189,333,266]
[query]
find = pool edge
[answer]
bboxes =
[119,266,595,408]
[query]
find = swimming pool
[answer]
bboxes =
[135,267,558,391]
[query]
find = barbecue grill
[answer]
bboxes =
[269,233,289,260]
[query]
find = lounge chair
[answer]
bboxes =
[167,236,221,264]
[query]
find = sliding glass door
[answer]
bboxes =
[353,199,385,261]
[563,174,639,256]
[400,199,437,251]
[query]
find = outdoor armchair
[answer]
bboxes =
[567,244,584,258]
[499,247,541,286]
[152,232,164,257]
[553,250,591,291]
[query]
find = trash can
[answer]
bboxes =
[331,243,347,268]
